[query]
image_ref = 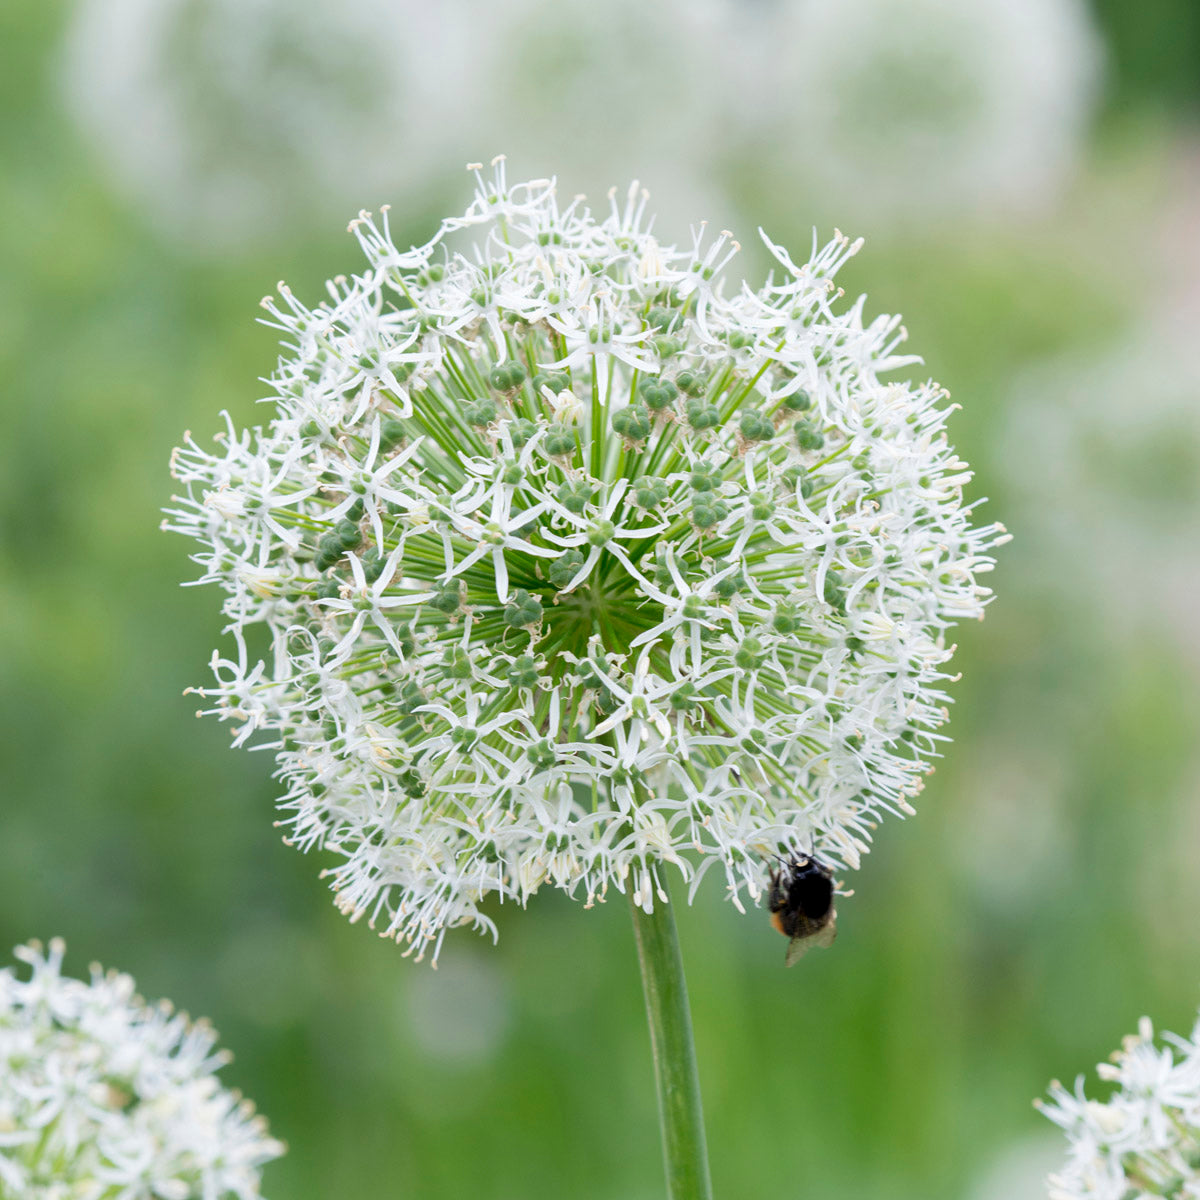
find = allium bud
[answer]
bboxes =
[166,159,1005,961]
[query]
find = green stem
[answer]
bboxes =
[628,882,713,1200]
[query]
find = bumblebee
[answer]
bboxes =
[766,852,837,966]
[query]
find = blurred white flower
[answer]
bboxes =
[166,162,1004,962]
[59,0,500,248]
[1002,321,1200,659]
[58,0,741,250]
[744,0,1102,228]
[405,952,512,1065]
[1039,1008,1200,1199]
[466,0,737,230]
[968,1134,1067,1200]
[0,938,283,1198]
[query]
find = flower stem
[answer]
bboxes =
[628,882,713,1200]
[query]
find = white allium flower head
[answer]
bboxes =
[745,0,1103,226]
[1038,1007,1200,1199]
[0,938,284,1198]
[166,161,1006,961]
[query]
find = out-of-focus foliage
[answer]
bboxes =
[2,2,1198,1198]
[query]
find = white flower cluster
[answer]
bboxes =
[1039,1009,1200,1199]
[1002,321,1200,663]
[747,0,1102,227]
[0,939,283,1198]
[58,0,733,249]
[166,161,1005,960]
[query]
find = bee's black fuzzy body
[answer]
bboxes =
[766,852,838,966]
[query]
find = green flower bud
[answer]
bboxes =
[507,655,541,689]
[464,398,498,427]
[685,398,720,431]
[379,418,406,450]
[749,492,775,521]
[362,549,386,583]
[646,305,681,332]
[335,521,362,549]
[504,588,544,628]
[544,424,576,457]
[587,519,616,547]
[689,462,721,493]
[634,479,670,509]
[489,362,527,391]
[556,479,594,513]
[507,417,537,447]
[739,408,774,442]
[612,403,651,442]
[549,549,586,589]
[712,561,745,599]
[443,647,473,679]
[823,575,847,613]
[532,370,572,393]
[639,378,679,411]
[392,680,425,715]
[795,421,825,451]
[734,636,764,669]
[772,604,799,635]
[429,583,461,615]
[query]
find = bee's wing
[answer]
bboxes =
[784,910,837,967]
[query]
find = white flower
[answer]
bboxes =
[57,0,738,251]
[1002,319,1200,663]
[742,0,1102,227]
[1039,1008,1200,1199]
[0,939,284,1198]
[57,0,500,249]
[167,161,1006,962]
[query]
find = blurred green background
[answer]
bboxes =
[3,1,1199,1197]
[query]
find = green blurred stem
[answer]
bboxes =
[629,881,713,1200]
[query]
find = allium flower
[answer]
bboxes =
[1038,1008,1200,1199]
[0,938,284,1198]
[467,0,735,226]
[744,0,1102,227]
[166,161,1005,961]
[1002,320,1200,662]
[57,0,734,250]
[58,0,498,248]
